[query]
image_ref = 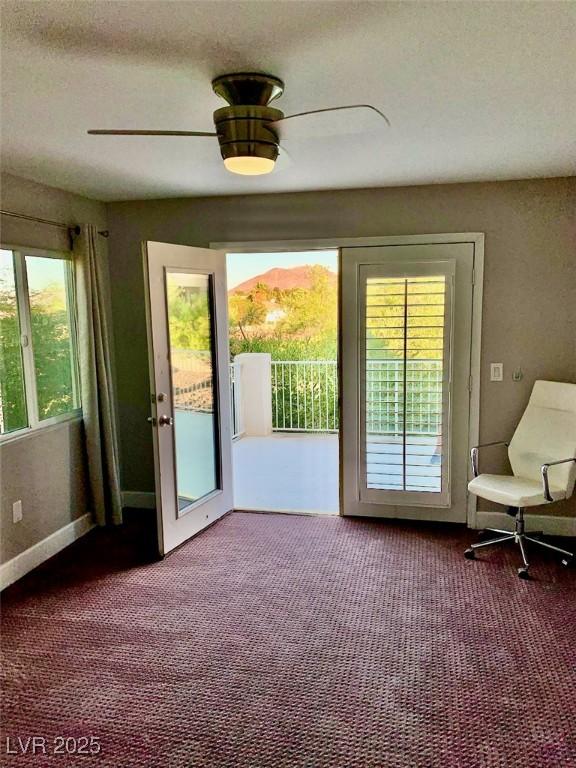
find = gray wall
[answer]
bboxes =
[0,420,88,562]
[107,177,576,517]
[0,173,108,564]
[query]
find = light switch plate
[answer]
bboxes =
[490,363,503,382]
[13,500,23,523]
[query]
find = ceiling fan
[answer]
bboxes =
[88,72,390,176]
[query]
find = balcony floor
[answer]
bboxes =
[233,433,339,515]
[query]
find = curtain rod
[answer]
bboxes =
[0,209,109,238]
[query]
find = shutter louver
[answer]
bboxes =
[365,276,446,493]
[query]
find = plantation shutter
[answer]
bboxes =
[359,261,453,507]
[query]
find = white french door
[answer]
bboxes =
[143,241,233,555]
[341,243,475,523]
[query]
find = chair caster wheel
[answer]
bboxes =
[561,557,573,568]
[464,548,476,560]
[517,567,530,579]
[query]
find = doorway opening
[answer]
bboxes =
[226,250,339,515]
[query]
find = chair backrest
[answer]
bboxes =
[508,380,576,495]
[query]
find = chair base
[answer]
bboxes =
[464,508,574,579]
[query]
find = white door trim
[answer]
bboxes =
[211,234,485,251]
[211,234,484,528]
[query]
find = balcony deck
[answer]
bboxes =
[228,356,441,513]
[232,432,440,514]
[232,433,339,515]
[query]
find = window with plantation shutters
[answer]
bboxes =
[359,262,453,507]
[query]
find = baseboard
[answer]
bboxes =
[0,513,95,591]
[475,510,576,538]
[121,491,156,509]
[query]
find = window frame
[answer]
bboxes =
[0,244,82,443]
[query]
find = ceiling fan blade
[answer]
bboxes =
[87,130,217,136]
[272,104,390,141]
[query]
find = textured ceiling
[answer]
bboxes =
[1,0,575,201]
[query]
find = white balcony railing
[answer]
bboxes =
[229,357,442,437]
[366,360,442,436]
[272,360,338,432]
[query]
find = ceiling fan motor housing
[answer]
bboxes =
[213,105,283,163]
[212,73,284,164]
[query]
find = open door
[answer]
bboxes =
[143,241,233,556]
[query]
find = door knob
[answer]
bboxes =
[158,414,174,426]
[147,416,157,426]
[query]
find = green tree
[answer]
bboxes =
[0,276,76,429]
[167,284,211,350]
[29,286,74,419]
[0,282,28,432]
[278,266,337,342]
[228,292,267,341]
[229,266,338,361]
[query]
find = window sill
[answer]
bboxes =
[0,411,83,446]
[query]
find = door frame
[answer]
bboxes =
[212,234,484,528]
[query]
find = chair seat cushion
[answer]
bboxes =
[468,473,566,507]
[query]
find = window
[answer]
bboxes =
[0,248,80,438]
[0,251,28,433]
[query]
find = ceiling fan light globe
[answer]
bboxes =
[223,156,276,175]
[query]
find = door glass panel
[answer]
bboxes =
[365,275,446,493]
[166,271,219,514]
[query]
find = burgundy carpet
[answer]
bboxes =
[1,511,575,768]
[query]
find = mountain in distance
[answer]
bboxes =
[230,265,336,294]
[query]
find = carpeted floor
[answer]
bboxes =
[1,511,575,768]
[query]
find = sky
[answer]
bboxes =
[1,250,67,291]
[4,248,338,293]
[226,250,338,290]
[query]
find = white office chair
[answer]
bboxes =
[465,380,576,578]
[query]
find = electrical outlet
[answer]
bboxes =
[490,363,503,382]
[13,500,23,523]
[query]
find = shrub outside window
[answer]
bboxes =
[0,247,81,438]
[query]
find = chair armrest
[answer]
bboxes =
[541,458,576,502]
[470,441,509,478]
